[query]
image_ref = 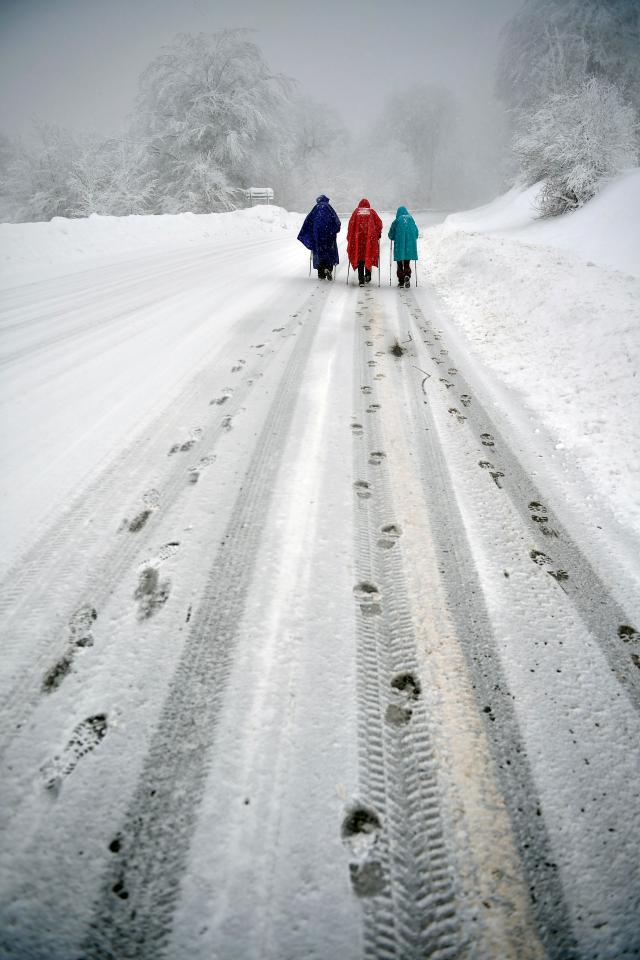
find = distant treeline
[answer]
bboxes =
[1,0,638,223]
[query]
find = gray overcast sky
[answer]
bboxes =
[0,0,525,140]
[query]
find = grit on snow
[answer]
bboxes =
[0,177,639,960]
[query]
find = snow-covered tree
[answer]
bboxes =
[68,138,155,217]
[0,124,83,222]
[135,30,294,213]
[514,77,638,216]
[497,0,640,120]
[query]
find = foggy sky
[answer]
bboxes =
[0,0,525,141]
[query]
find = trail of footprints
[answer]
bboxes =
[421,312,640,667]
[35,329,292,791]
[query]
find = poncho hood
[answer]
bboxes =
[316,195,330,204]
[358,198,370,208]
[396,205,409,217]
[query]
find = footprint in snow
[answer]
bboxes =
[168,428,202,456]
[341,806,385,897]
[138,540,180,571]
[619,624,639,643]
[42,606,98,693]
[42,714,108,794]
[377,523,402,550]
[187,454,216,485]
[128,488,160,533]
[134,567,171,621]
[528,501,559,538]
[386,671,421,727]
[353,581,381,616]
[354,480,371,500]
[368,451,386,466]
[478,459,504,488]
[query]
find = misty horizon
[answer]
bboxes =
[0,0,523,142]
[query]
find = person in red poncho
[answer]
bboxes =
[347,198,382,287]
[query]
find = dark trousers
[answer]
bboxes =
[317,262,333,278]
[357,261,372,284]
[397,260,412,282]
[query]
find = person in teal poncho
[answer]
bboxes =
[388,206,419,288]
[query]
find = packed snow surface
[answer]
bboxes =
[1,195,639,959]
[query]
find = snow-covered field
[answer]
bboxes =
[1,189,639,959]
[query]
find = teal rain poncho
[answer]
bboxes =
[388,206,419,261]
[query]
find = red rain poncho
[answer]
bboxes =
[347,198,382,271]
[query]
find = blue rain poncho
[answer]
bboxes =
[297,195,341,268]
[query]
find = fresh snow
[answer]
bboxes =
[424,169,640,554]
[442,168,640,277]
[1,191,639,959]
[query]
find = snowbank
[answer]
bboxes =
[442,169,640,277]
[424,168,640,541]
[0,205,301,288]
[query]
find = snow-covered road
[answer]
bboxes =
[1,230,639,959]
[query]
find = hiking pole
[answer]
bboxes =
[414,260,418,287]
[346,262,350,285]
[389,240,393,286]
[309,252,312,277]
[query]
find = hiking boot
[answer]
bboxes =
[404,277,411,288]
[365,271,372,283]
[359,281,365,287]
[325,267,333,281]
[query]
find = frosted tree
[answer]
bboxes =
[514,77,638,216]
[68,138,155,217]
[497,0,640,120]
[0,124,83,222]
[135,30,294,212]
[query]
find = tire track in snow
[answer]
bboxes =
[401,294,640,714]
[0,295,312,758]
[79,286,325,959]
[0,239,297,369]
[349,288,460,959]
[393,290,581,958]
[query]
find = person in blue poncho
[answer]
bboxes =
[388,206,419,288]
[297,195,341,280]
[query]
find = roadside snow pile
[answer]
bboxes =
[0,205,301,288]
[424,168,640,540]
[442,168,640,276]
